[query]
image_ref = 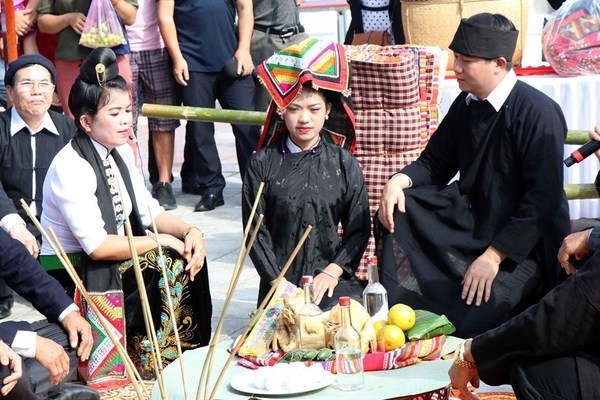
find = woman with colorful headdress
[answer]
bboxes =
[40,47,212,387]
[242,38,370,310]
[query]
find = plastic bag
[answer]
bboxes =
[79,0,126,49]
[404,309,456,341]
[541,0,600,76]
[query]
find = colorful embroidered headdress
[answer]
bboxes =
[256,38,356,152]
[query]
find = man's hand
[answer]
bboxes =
[8,224,39,258]
[462,247,503,306]
[378,174,411,233]
[558,229,591,275]
[313,264,343,305]
[67,12,86,35]
[233,49,254,77]
[592,125,600,160]
[61,311,92,362]
[35,337,69,385]
[172,55,189,86]
[0,342,22,396]
[448,340,480,400]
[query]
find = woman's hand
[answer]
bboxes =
[313,263,343,305]
[592,125,600,160]
[181,227,206,282]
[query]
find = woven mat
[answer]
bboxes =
[96,380,155,399]
[450,392,516,400]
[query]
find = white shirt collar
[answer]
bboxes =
[10,107,60,136]
[91,138,111,160]
[464,69,517,112]
[286,136,320,153]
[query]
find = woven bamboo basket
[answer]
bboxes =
[401,0,528,69]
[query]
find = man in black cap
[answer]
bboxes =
[376,13,570,338]
[0,54,77,318]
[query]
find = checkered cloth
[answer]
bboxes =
[345,44,448,279]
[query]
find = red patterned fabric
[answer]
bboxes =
[345,44,447,279]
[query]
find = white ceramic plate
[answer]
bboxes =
[229,368,334,396]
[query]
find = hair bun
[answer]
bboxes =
[79,47,120,86]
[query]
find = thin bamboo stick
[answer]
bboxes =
[19,200,149,399]
[207,225,313,400]
[198,182,265,400]
[148,207,189,400]
[200,214,264,400]
[124,219,168,399]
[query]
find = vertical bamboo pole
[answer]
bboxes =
[124,219,168,399]
[148,207,189,400]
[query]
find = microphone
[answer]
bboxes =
[564,140,600,167]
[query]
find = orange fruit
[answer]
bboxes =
[373,320,387,334]
[388,304,416,331]
[381,325,405,351]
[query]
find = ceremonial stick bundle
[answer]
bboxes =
[207,224,314,400]
[199,213,264,400]
[19,200,150,399]
[198,182,265,400]
[124,219,167,399]
[148,207,189,400]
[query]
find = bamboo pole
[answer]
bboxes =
[124,219,168,399]
[148,207,189,400]
[198,182,265,400]
[200,214,264,400]
[19,200,149,399]
[3,0,18,62]
[565,183,599,200]
[565,130,593,145]
[207,225,313,400]
[141,104,267,126]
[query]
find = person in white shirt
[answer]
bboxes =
[0,54,77,320]
[40,47,212,385]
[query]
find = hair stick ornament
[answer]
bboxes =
[207,225,313,400]
[95,63,106,87]
[148,206,189,400]
[19,200,149,399]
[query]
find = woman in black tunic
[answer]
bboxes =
[242,38,370,310]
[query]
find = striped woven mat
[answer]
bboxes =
[96,380,155,399]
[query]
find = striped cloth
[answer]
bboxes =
[256,37,356,152]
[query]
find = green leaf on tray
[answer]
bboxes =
[405,309,456,341]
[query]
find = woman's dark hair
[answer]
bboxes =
[68,47,130,132]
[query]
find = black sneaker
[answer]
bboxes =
[152,182,177,210]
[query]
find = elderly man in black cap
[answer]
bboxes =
[376,13,570,338]
[0,54,77,318]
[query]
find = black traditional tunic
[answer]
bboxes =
[0,109,76,237]
[375,80,570,337]
[242,139,370,310]
[472,250,600,399]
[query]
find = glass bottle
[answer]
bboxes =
[362,255,389,323]
[335,296,364,391]
[298,276,325,350]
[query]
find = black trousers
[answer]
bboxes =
[179,71,260,194]
[511,356,582,400]
[4,323,78,400]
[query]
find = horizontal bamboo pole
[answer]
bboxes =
[142,103,589,145]
[141,104,267,126]
[565,183,598,200]
[565,130,592,145]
